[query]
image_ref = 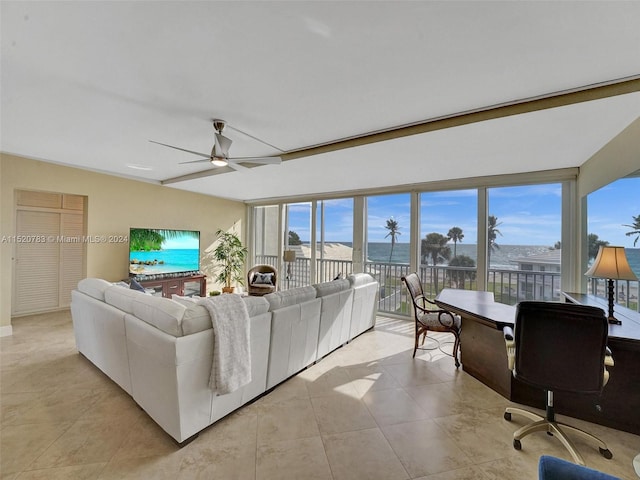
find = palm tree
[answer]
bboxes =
[384,217,401,263]
[447,227,464,258]
[130,228,198,252]
[488,215,502,265]
[421,233,451,265]
[623,214,640,246]
[588,233,609,260]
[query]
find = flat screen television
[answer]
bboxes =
[129,228,200,276]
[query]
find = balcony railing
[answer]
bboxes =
[254,255,639,315]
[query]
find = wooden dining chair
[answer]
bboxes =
[401,272,461,367]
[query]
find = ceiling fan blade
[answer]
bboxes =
[215,133,233,155]
[149,140,210,159]
[229,156,282,165]
[178,159,211,165]
[227,161,249,172]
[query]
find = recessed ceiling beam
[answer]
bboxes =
[161,75,640,185]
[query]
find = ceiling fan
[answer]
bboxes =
[150,119,282,171]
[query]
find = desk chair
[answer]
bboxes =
[401,273,461,367]
[503,301,614,466]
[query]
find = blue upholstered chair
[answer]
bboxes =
[538,455,621,480]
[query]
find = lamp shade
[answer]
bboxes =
[585,246,638,280]
[283,250,296,262]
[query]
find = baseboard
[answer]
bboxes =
[0,324,13,337]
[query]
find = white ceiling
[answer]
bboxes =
[2,1,640,202]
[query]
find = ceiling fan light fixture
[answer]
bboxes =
[211,157,228,167]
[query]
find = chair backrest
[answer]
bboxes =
[513,301,608,394]
[401,272,424,307]
[247,264,277,285]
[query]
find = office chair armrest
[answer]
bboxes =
[604,347,614,367]
[603,346,614,386]
[503,326,515,371]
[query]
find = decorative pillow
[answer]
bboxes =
[130,278,146,292]
[253,272,274,285]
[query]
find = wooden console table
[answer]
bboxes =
[136,274,206,298]
[435,288,640,435]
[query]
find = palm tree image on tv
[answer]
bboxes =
[129,228,200,275]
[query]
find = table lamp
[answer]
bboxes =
[585,246,638,325]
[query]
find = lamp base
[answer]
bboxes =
[607,316,621,325]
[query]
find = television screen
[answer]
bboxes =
[129,228,200,276]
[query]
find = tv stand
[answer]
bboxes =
[136,274,206,298]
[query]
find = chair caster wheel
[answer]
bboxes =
[504,412,512,421]
[599,448,613,459]
[513,439,522,450]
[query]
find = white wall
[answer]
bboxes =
[0,153,246,331]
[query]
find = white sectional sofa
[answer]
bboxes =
[70,273,378,444]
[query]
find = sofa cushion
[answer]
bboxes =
[104,285,146,313]
[77,278,114,301]
[171,294,198,305]
[181,304,212,335]
[243,296,270,317]
[313,278,351,297]
[130,278,146,292]
[348,273,376,288]
[265,286,317,311]
[131,295,186,337]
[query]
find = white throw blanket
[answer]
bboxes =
[199,295,251,394]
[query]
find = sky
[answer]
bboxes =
[288,176,639,248]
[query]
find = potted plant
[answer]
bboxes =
[213,229,247,293]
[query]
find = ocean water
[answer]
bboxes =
[129,248,199,274]
[356,242,640,276]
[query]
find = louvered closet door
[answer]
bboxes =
[59,213,84,307]
[14,211,61,314]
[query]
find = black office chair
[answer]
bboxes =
[503,301,614,466]
[401,272,461,367]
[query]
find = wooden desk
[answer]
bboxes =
[435,288,640,435]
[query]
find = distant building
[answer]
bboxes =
[513,249,561,301]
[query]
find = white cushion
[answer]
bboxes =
[131,295,186,337]
[313,279,350,297]
[104,286,146,313]
[348,273,376,288]
[265,286,316,311]
[181,304,212,335]
[77,278,114,301]
[243,296,270,317]
[171,294,198,305]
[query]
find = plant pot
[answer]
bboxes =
[222,286,235,294]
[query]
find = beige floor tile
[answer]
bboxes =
[256,436,332,480]
[383,359,452,388]
[14,462,106,480]
[96,455,183,480]
[29,416,137,469]
[362,387,429,426]
[3,312,638,480]
[256,396,320,445]
[310,392,377,435]
[343,364,401,397]
[381,418,474,477]
[301,365,361,398]
[0,422,72,477]
[322,427,409,480]
[177,439,256,480]
[412,465,491,480]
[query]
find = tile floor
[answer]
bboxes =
[1,310,639,480]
